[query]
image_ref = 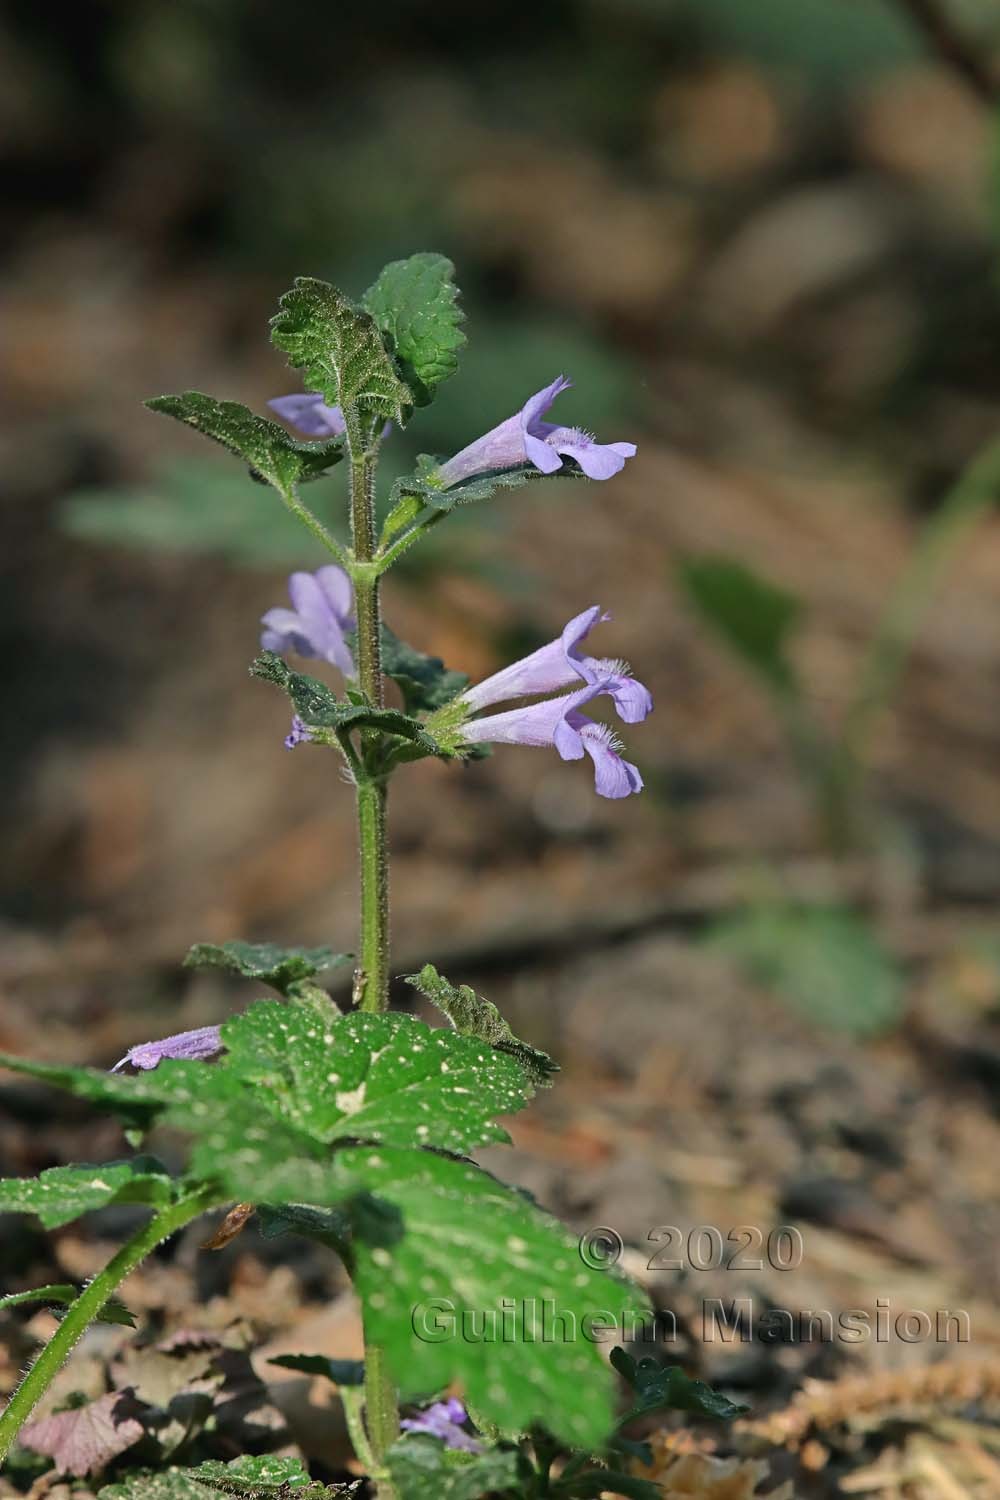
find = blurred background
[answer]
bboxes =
[4,1,1000,1492]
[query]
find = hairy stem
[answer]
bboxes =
[276,480,351,569]
[343,412,398,1497]
[0,1188,220,1461]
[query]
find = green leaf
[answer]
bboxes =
[0,1158,174,1229]
[380,627,469,715]
[0,1284,135,1326]
[189,1455,313,1492]
[609,1347,748,1423]
[676,554,803,694]
[551,1472,662,1499]
[270,277,412,425]
[408,965,557,1084]
[361,253,465,406]
[338,1146,650,1448]
[145,393,344,492]
[183,940,348,998]
[256,1201,353,1253]
[251,652,444,754]
[61,460,337,567]
[392,455,558,516]
[385,1436,523,1500]
[706,903,903,1037]
[268,1353,365,1386]
[217,1004,534,1152]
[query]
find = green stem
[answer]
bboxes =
[342,410,398,1497]
[0,1188,220,1461]
[356,778,390,1013]
[276,480,351,570]
[836,435,1000,826]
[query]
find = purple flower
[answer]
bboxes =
[112,1025,223,1073]
[400,1399,482,1453]
[436,376,636,488]
[461,605,652,724]
[461,680,644,799]
[269,393,348,438]
[269,393,393,442]
[261,565,356,678]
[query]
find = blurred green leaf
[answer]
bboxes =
[268,1353,364,1386]
[707,904,904,1036]
[0,1158,174,1230]
[61,459,336,566]
[386,1436,523,1500]
[677,554,803,694]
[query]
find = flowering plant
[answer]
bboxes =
[0,257,738,1498]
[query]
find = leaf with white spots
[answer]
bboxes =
[0,1158,175,1229]
[337,1147,650,1449]
[215,1004,535,1153]
[386,1436,524,1499]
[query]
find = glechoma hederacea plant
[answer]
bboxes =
[0,257,741,1499]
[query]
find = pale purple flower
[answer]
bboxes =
[269,393,392,442]
[400,1399,482,1453]
[436,376,636,488]
[112,1025,223,1072]
[261,565,356,678]
[269,393,347,438]
[461,680,645,799]
[461,605,652,724]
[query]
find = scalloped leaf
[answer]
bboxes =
[270,277,412,425]
[338,1146,650,1448]
[361,253,465,406]
[0,1158,174,1228]
[609,1346,748,1423]
[183,940,348,997]
[408,965,557,1084]
[385,1437,523,1500]
[216,1005,533,1152]
[145,393,343,491]
[391,455,556,516]
[251,652,443,753]
[380,627,469,715]
[22,1390,146,1475]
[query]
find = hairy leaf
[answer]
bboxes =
[391,454,557,516]
[380,627,469,715]
[361,253,465,405]
[145,393,343,492]
[251,652,444,753]
[183,940,348,997]
[190,1455,313,1492]
[338,1147,650,1448]
[408,965,557,1084]
[0,1053,168,1132]
[386,1436,523,1500]
[217,1004,534,1152]
[610,1347,748,1422]
[270,277,411,425]
[677,554,802,694]
[0,1284,135,1326]
[0,1158,174,1229]
[22,1390,146,1475]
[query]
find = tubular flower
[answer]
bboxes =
[400,1399,482,1453]
[269,393,392,441]
[112,1025,223,1073]
[261,565,356,678]
[461,682,645,799]
[436,376,636,488]
[461,605,652,723]
[268,393,347,438]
